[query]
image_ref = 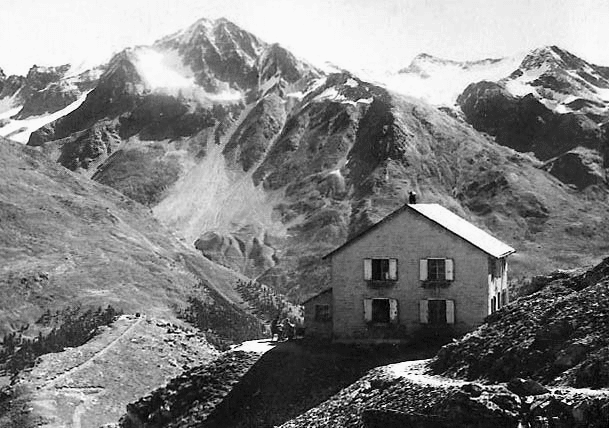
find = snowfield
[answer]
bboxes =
[0,91,91,143]
[374,52,526,106]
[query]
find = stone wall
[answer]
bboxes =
[330,207,492,342]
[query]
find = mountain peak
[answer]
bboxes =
[399,53,506,75]
[519,45,586,71]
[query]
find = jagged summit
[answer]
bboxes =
[519,45,588,71]
[398,52,505,75]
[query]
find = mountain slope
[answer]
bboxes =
[0,64,102,143]
[20,20,609,301]
[0,136,257,337]
[456,46,609,189]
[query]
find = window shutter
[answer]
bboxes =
[419,300,428,323]
[446,300,455,324]
[419,259,428,280]
[445,258,454,280]
[389,259,398,280]
[389,299,399,323]
[363,299,372,322]
[364,259,372,280]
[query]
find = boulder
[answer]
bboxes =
[506,378,549,396]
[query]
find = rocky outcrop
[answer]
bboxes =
[121,350,260,428]
[457,81,605,161]
[57,122,121,171]
[0,69,23,99]
[223,93,286,171]
[543,147,607,189]
[194,229,278,278]
[431,258,609,388]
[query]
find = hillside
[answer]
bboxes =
[14,18,609,303]
[0,136,269,339]
[432,257,609,387]
[0,136,279,425]
[0,315,218,428]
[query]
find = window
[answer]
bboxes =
[428,300,447,325]
[428,259,446,281]
[364,258,398,281]
[419,299,455,325]
[364,298,399,324]
[372,259,389,280]
[372,299,390,323]
[314,304,331,322]
[419,258,454,281]
[489,257,504,279]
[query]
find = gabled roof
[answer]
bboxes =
[323,203,515,260]
[302,287,333,305]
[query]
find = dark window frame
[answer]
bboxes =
[428,299,447,325]
[428,258,446,281]
[314,304,331,322]
[371,298,391,324]
[371,259,390,280]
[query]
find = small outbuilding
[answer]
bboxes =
[308,203,515,343]
[302,287,333,340]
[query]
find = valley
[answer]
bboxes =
[1,11,609,428]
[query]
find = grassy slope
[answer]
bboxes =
[0,137,252,336]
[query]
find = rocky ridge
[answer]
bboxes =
[0,63,103,143]
[456,46,609,188]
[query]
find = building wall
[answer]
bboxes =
[488,256,509,313]
[303,290,333,339]
[331,207,492,343]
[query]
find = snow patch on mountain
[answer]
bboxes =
[132,47,244,105]
[0,91,91,143]
[314,87,373,106]
[133,48,195,91]
[596,87,609,102]
[375,52,526,106]
[0,105,21,120]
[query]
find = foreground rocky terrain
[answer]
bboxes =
[111,258,609,428]
[0,315,217,428]
[433,257,609,388]
[118,340,441,428]
[275,259,609,428]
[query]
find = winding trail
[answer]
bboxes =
[42,316,143,391]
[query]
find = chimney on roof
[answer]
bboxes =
[408,191,417,204]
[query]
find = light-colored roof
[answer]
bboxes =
[323,203,515,259]
[408,204,515,258]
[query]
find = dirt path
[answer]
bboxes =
[202,340,443,428]
[10,315,216,428]
[42,316,144,391]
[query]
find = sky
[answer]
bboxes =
[1,0,608,76]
